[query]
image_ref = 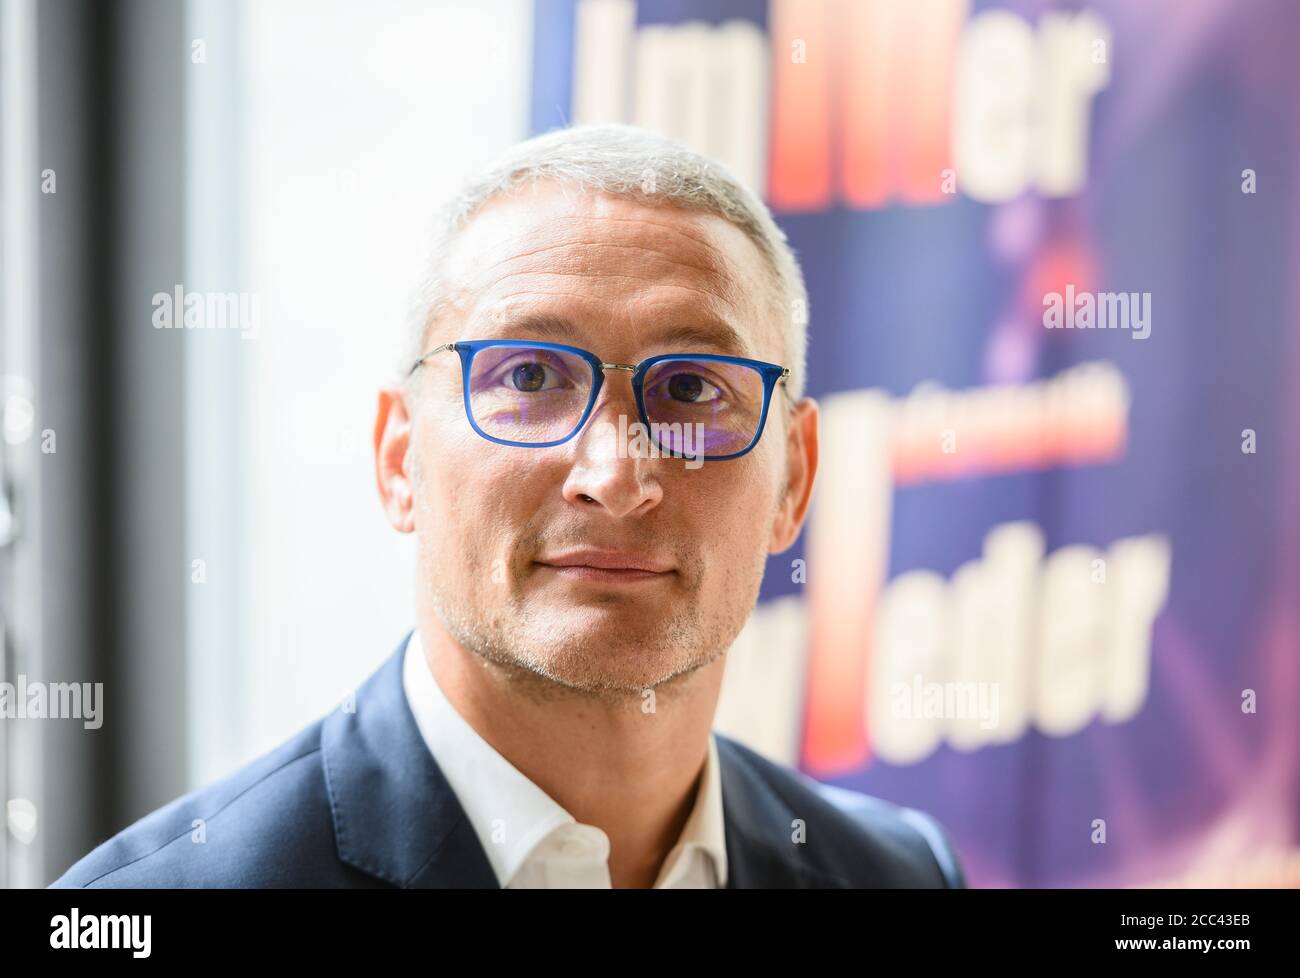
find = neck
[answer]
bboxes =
[416,613,724,888]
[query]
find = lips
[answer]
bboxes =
[533,548,675,583]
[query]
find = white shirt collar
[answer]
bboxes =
[401,629,728,888]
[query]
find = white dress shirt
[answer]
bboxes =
[401,629,728,888]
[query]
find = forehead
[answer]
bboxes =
[436,181,781,360]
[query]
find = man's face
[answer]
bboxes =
[377,181,817,695]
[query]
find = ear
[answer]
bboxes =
[769,397,819,554]
[374,383,416,533]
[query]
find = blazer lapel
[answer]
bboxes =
[322,635,848,889]
[321,633,500,888]
[716,733,851,889]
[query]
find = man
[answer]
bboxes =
[51,124,964,889]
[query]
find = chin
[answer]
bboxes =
[522,626,698,689]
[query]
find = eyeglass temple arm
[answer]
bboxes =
[777,368,797,406]
[407,342,457,376]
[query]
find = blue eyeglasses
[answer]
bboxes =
[408,339,792,461]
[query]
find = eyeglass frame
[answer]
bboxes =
[407,338,793,461]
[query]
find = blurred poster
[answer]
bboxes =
[531,0,1300,886]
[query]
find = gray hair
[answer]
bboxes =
[404,123,809,399]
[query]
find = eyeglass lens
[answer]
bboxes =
[466,346,767,455]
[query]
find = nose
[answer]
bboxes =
[560,367,664,518]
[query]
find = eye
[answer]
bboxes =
[651,370,725,404]
[493,355,574,393]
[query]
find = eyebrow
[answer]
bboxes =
[476,312,754,358]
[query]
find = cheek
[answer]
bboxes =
[423,436,555,563]
[412,426,489,566]
[727,430,787,501]
[678,453,782,556]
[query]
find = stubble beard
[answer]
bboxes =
[413,451,776,705]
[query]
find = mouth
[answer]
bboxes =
[533,549,676,585]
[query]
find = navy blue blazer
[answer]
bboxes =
[50,633,966,889]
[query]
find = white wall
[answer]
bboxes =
[187,0,534,786]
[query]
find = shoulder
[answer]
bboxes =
[714,732,966,888]
[48,717,373,888]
